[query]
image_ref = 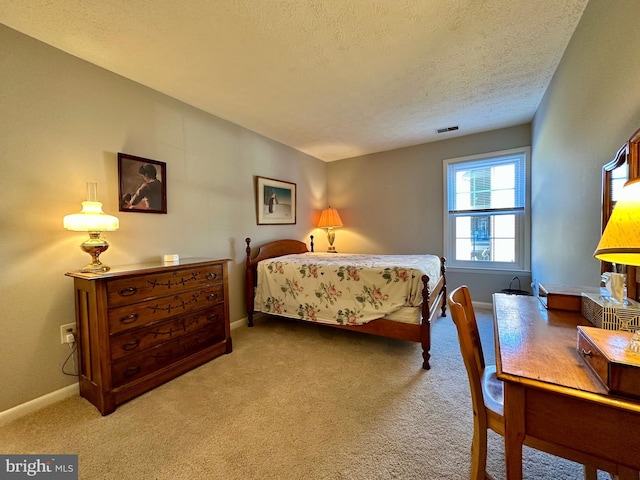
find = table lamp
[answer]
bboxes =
[318,206,343,253]
[594,177,640,302]
[64,182,119,273]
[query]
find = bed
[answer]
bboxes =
[244,237,447,369]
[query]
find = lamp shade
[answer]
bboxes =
[63,201,119,232]
[594,177,640,266]
[317,207,343,229]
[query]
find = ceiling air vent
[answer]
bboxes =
[436,125,459,134]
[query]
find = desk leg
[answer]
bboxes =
[503,383,526,480]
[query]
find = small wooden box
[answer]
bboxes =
[577,326,640,399]
[538,283,602,311]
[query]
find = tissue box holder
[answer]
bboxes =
[581,293,640,331]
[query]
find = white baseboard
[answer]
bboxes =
[0,383,78,427]
[1,318,249,427]
[473,301,493,311]
[231,317,247,330]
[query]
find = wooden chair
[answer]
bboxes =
[447,286,600,480]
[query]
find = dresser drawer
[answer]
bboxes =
[108,284,224,335]
[110,304,226,360]
[111,326,225,387]
[107,264,223,307]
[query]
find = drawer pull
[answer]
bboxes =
[206,293,218,301]
[206,272,218,280]
[580,348,593,357]
[207,314,219,322]
[119,313,139,324]
[118,287,138,297]
[124,366,141,377]
[122,340,140,351]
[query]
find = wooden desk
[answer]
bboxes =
[493,294,640,480]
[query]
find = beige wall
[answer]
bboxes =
[326,125,532,302]
[0,25,327,412]
[531,0,640,289]
[5,0,640,413]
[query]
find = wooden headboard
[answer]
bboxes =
[244,236,314,325]
[245,237,313,268]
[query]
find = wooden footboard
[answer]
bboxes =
[330,263,446,370]
[244,237,446,369]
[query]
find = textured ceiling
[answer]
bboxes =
[0,0,589,161]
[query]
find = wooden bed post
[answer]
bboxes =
[245,238,255,327]
[420,275,432,370]
[440,257,447,317]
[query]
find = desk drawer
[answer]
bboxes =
[577,330,610,388]
[577,326,640,399]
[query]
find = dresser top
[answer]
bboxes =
[65,257,229,280]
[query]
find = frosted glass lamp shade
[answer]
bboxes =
[63,201,119,232]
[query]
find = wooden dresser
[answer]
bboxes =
[66,258,231,415]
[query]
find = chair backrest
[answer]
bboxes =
[449,285,485,370]
[448,286,487,420]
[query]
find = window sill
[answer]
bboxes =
[446,266,531,276]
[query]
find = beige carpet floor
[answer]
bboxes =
[0,309,610,479]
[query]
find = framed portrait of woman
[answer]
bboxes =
[118,153,167,214]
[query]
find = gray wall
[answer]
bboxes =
[0,25,326,412]
[326,125,532,302]
[531,0,640,289]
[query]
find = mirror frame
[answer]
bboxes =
[602,128,640,299]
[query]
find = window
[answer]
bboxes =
[444,147,530,271]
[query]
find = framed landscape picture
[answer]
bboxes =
[118,153,167,214]
[256,176,296,225]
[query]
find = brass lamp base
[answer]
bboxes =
[79,232,111,273]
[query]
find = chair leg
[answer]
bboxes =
[583,465,597,480]
[469,426,488,480]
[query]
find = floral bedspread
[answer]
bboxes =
[254,252,442,326]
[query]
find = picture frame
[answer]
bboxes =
[256,176,296,225]
[118,153,167,214]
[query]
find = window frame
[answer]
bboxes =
[443,147,531,273]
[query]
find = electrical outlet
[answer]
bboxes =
[60,323,77,344]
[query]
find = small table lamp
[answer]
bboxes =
[318,206,343,253]
[64,182,119,273]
